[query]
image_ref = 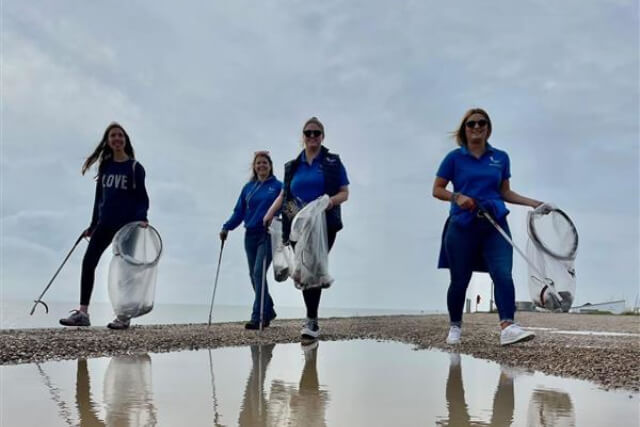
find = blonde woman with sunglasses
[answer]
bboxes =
[263,117,350,341]
[433,108,547,346]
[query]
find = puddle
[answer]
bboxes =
[525,327,640,338]
[1,340,637,426]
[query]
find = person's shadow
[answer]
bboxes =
[75,354,157,426]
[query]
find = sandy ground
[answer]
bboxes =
[1,312,638,391]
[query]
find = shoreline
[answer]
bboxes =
[2,312,638,391]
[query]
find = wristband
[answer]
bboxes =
[451,192,459,204]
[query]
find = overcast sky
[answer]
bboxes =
[2,1,638,313]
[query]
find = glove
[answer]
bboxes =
[534,202,557,215]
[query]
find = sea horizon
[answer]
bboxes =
[1,298,437,330]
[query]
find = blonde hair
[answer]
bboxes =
[451,108,492,147]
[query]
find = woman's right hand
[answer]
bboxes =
[456,194,476,210]
[82,228,93,238]
[219,229,228,241]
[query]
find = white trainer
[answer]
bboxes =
[500,324,535,346]
[446,326,462,345]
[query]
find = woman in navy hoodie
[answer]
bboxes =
[220,151,283,329]
[60,122,149,330]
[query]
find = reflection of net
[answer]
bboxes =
[528,210,578,260]
[527,389,575,427]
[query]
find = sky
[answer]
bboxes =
[1,1,638,313]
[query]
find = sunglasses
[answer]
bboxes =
[303,130,323,138]
[465,119,488,129]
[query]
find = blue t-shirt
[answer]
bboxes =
[436,144,510,224]
[223,175,283,231]
[290,150,349,205]
[92,159,149,229]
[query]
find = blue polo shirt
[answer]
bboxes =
[223,175,283,231]
[436,144,510,225]
[290,150,349,205]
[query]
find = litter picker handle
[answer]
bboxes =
[30,232,86,315]
[477,206,562,300]
[208,240,225,327]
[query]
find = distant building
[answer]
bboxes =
[569,300,626,315]
[516,301,535,312]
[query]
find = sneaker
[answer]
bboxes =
[245,321,260,330]
[107,316,130,330]
[446,326,461,345]
[59,310,90,327]
[301,318,319,340]
[500,324,535,346]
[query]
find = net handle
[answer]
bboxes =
[528,208,578,260]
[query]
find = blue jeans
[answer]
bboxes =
[244,229,275,323]
[444,216,515,325]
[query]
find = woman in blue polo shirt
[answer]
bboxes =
[221,151,283,330]
[59,122,149,330]
[433,108,547,346]
[263,117,349,340]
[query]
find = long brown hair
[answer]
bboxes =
[82,122,135,175]
[452,108,492,147]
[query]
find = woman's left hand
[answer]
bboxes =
[140,221,149,228]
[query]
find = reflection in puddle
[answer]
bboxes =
[1,340,637,426]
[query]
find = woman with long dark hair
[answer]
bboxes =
[59,122,149,329]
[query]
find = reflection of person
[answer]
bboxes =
[220,152,282,329]
[238,344,275,426]
[433,108,545,346]
[263,117,350,340]
[60,122,150,330]
[76,354,156,426]
[437,353,514,427]
[269,342,330,427]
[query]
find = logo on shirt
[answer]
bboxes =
[489,156,502,168]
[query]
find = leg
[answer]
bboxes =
[302,288,322,319]
[482,220,516,323]
[444,221,477,326]
[80,225,118,307]
[251,232,275,323]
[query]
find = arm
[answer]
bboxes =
[263,190,284,226]
[500,180,542,208]
[135,163,150,223]
[327,186,349,209]
[87,178,102,236]
[432,177,476,210]
[222,187,247,232]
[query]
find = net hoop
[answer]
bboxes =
[114,222,163,266]
[528,208,578,261]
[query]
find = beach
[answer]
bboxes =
[2,312,638,391]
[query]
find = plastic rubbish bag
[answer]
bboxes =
[526,210,577,312]
[108,222,162,319]
[269,218,295,282]
[289,195,333,290]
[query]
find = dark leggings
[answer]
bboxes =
[302,229,337,319]
[80,224,120,305]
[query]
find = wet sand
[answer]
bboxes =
[1,312,638,391]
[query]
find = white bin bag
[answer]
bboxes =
[289,195,333,290]
[108,222,162,319]
[269,218,295,282]
[526,208,578,312]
